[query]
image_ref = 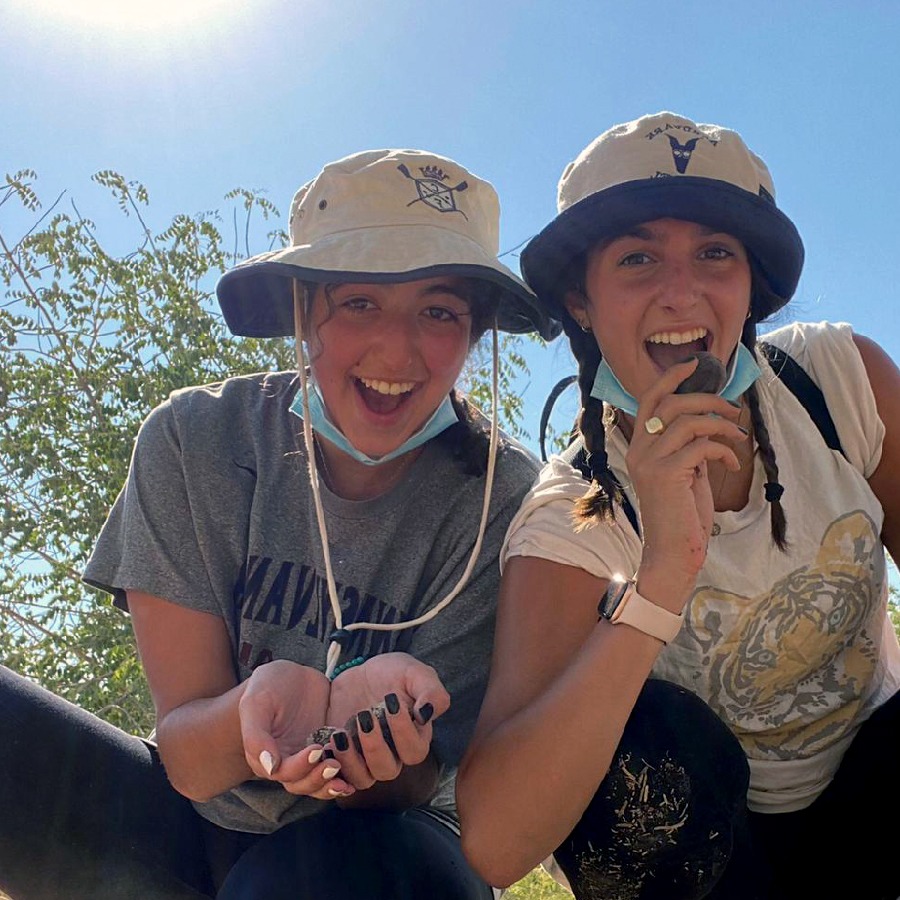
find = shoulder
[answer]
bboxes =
[164,371,297,419]
[760,320,858,373]
[424,431,541,517]
[500,453,641,579]
[144,371,296,435]
[437,406,542,486]
[496,436,542,483]
[506,453,594,525]
[760,320,886,477]
[134,371,298,461]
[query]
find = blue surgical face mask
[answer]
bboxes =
[289,379,459,466]
[589,343,761,416]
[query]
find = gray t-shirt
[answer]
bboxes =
[83,371,539,833]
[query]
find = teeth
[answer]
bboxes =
[359,377,415,396]
[646,327,708,346]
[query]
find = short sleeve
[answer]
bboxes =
[83,398,218,612]
[501,455,643,582]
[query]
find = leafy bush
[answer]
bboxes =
[506,866,572,898]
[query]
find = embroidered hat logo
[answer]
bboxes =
[397,163,469,218]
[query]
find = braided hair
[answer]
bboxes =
[564,256,790,549]
[742,259,788,550]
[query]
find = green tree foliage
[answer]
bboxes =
[505,866,572,898]
[0,170,530,737]
[465,330,548,444]
[0,169,291,733]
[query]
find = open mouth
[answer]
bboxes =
[645,327,710,371]
[356,377,416,414]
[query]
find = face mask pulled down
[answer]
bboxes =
[290,380,459,466]
[589,343,761,416]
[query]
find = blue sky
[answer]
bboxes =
[5,0,900,458]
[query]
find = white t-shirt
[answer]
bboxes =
[503,321,900,814]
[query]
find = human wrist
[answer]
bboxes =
[633,560,697,615]
[329,655,367,681]
[598,578,683,644]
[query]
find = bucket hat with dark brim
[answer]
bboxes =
[520,112,804,322]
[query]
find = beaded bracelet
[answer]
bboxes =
[329,655,367,681]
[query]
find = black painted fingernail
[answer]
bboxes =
[358,710,374,733]
[385,693,400,715]
[333,731,349,752]
[322,748,335,760]
[416,703,434,725]
[378,714,398,755]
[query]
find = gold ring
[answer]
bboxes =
[644,415,666,435]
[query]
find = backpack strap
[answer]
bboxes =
[759,341,845,458]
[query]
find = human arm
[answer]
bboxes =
[457,361,749,886]
[853,334,900,562]
[129,591,342,802]
[457,557,696,886]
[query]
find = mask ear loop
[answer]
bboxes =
[292,278,500,678]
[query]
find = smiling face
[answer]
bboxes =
[306,276,474,460]
[567,217,752,398]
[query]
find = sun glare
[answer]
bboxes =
[22,0,237,31]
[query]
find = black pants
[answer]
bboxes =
[217,807,492,900]
[0,665,491,900]
[553,679,900,900]
[746,684,900,900]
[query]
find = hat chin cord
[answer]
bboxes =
[291,280,500,679]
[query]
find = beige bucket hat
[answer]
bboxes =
[217,148,559,340]
[521,111,804,321]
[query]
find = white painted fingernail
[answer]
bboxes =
[259,750,275,776]
[327,787,345,797]
[323,765,340,779]
[308,747,324,764]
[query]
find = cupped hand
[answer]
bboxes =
[239,659,331,781]
[323,652,449,789]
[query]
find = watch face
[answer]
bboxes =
[599,580,629,620]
